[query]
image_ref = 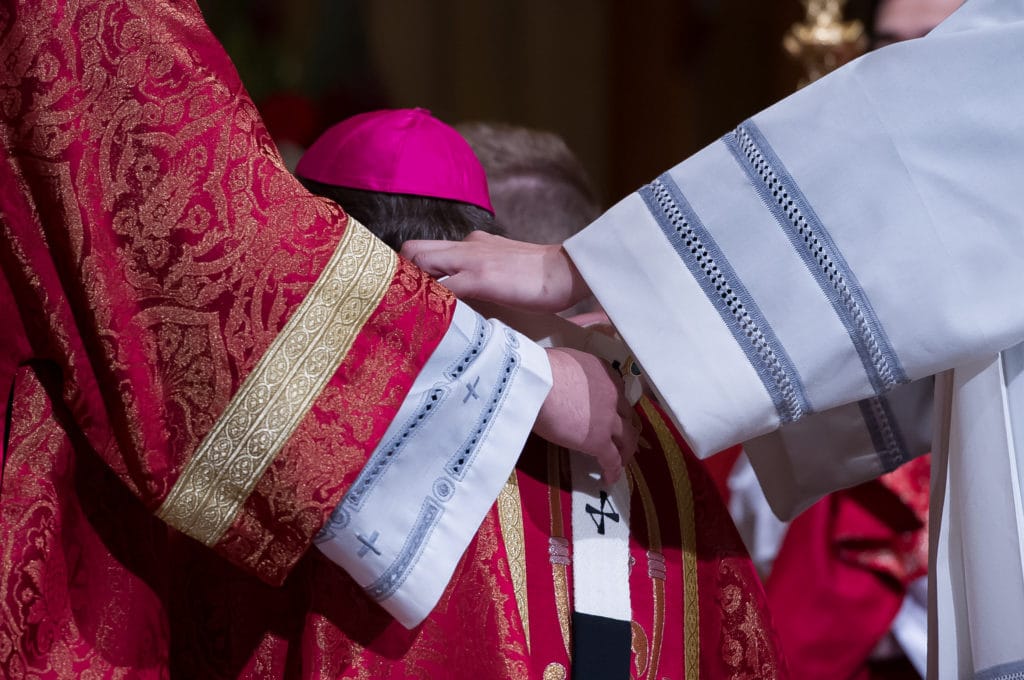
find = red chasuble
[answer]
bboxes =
[0,0,527,676]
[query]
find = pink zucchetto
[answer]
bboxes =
[295,108,494,214]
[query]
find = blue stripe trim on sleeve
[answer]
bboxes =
[725,119,908,395]
[858,395,909,472]
[976,659,1024,680]
[639,173,810,423]
[366,498,444,602]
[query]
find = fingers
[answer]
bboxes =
[402,237,497,299]
[536,346,641,486]
[601,412,641,484]
[600,449,624,484]
[616,391,633,419]
[611,415,640,466]
[405,246,464,278]
[400,240,462,276]
[595,362,638,482]
[399,238,459,258]
[400,230,494,264]
[620,417,641,465]
[463,229,496,242]
[595,356,632,419]
[434,270,481,299]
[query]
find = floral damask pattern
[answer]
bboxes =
[0,367,533,679]
[1,368,172,679]
[1,0,454,583]
[716,563,780,680]
[0,0,529,676]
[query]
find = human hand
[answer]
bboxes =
[401,231,591,313]
[534,347,639,483]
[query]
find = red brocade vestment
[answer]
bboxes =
[509,399,787,680]
[0,1,784,676]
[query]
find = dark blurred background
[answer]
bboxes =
[197,0,874,206]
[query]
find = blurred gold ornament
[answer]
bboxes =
[784,0,868,85]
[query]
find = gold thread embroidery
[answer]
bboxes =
[631,620,650,677]
[717,561,779,678]
[157,219,397,544]
[640,398,699,680]
[628,460,666,679]
[547,444,573,659]
[496,471,530,652]
[542,662,567,680]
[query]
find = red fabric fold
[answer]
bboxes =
[766,456,929,680]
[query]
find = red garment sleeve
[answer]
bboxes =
[0,0,454,585]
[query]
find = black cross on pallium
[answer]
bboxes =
[585,491,620,535]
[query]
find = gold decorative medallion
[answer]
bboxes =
[542,662,567,680]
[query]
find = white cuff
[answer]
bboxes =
[564,168,780,457]
[565,126,907,457]
[745,378,932,519]
[315,301,551,627]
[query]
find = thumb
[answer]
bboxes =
[435,270,483,299]
[598,446,624,484]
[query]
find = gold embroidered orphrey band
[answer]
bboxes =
[497,472,531,652]
[157,219,397,545]
[640,398,700,680]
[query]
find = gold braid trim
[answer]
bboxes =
[157,219,397,545]
[628,460,666,679]
[496,472,530,652]
[547,444,573,659]
[639,398,700,680]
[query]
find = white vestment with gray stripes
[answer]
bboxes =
[566,1,1024,677]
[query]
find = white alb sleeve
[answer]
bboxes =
[315,301,550,628]
[566,0,1024,474]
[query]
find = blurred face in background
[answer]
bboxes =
[873,0,963,48]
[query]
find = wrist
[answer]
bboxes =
[545,246,591,310]
[535,348,572,437]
